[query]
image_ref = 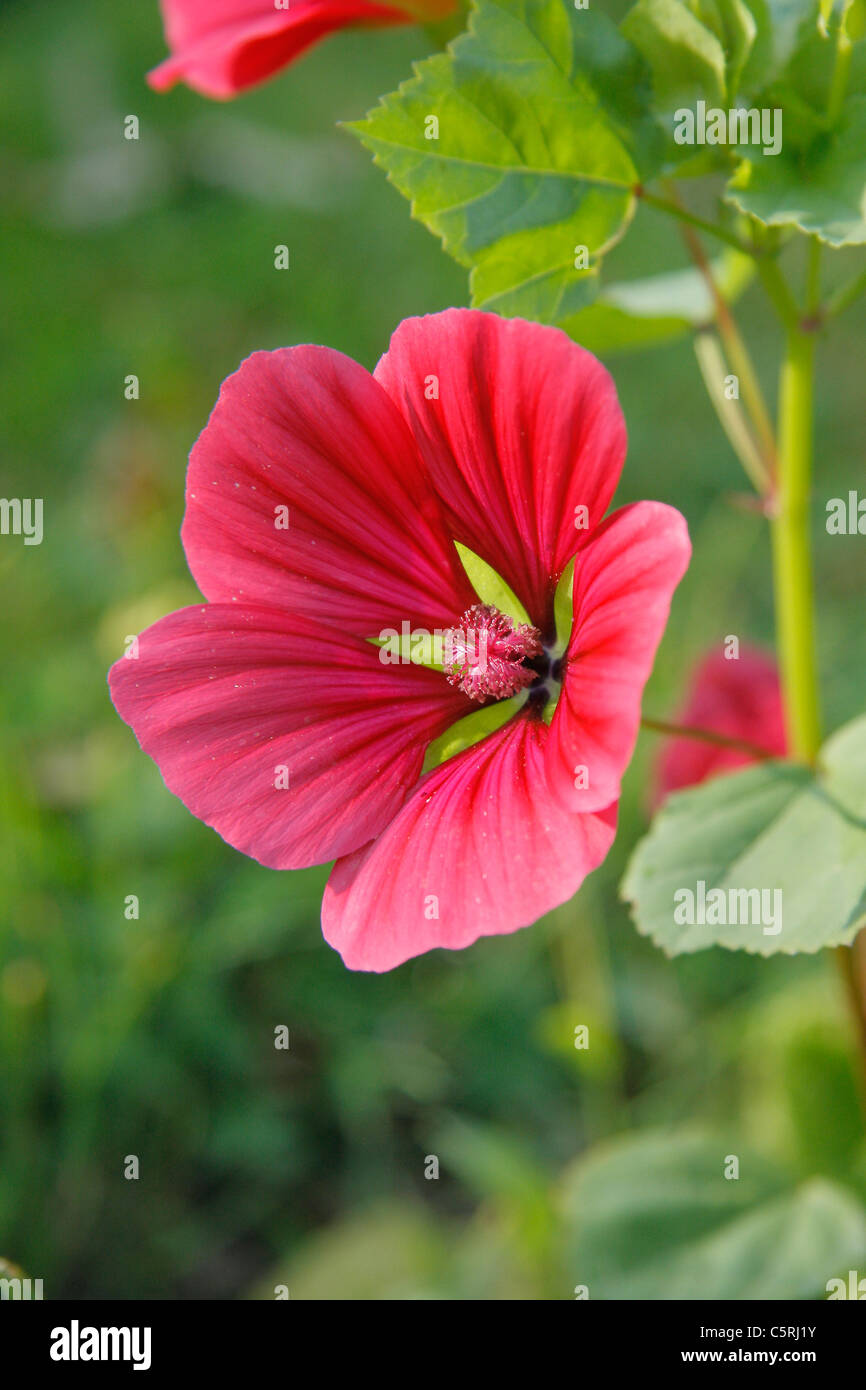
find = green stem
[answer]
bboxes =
[693,332,773,496]
[838,936,866,1105]
[640,716,775,760]
[638,189,753,254]
[756,255,801,334]
[827,1,853,127]
[770,327,821,762]
[825,264,866,320]
[662,184,777,486]
[805,236,822,315]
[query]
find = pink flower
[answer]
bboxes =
[148,0,456,99]
[109,310,690,971]
[653,645,788,806]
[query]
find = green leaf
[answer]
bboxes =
[715,0,760,97]
[687,0,759,98]
[433,1115,552,1213]
[736,976,865,1179]
[621,713,866,956]
[742,0,824,87]
[726,94,866,243]
[261,1203,448,1301]
[350,0,660,324]
[764,0,836,97]
[560,1128,866,1299]
[563,249,754,352]
[621,0,728,117]
[744,1,866,143]
[727,3,866,230]
[782,1023,865,1178]
[432,1116,556,1267]
[848,0,866,40]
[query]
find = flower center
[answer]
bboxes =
[442,603,544,703]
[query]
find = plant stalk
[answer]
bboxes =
[771,310,866,1100]
[770,327,821,763]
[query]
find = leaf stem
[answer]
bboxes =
[693,331,774,496]
[824,264,866,320]
[640,716,775,760]
[637,188,753,254]
[659,181,776,489]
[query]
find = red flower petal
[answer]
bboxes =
[108,603,470,869]
[546,501,691,814]
[148,0,426,99]
[322,713,618,971]
[374,310,628,636]
[182,347,476,636]
[653,644,787,806]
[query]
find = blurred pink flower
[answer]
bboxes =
[109,310,690,970]
[653,645,788,808]
[148,0,457,98]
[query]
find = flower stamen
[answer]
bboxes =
[442,603,543,703]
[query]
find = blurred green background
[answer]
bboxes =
[2,0,865,1299]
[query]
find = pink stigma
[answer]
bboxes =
[443,603,542,703]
